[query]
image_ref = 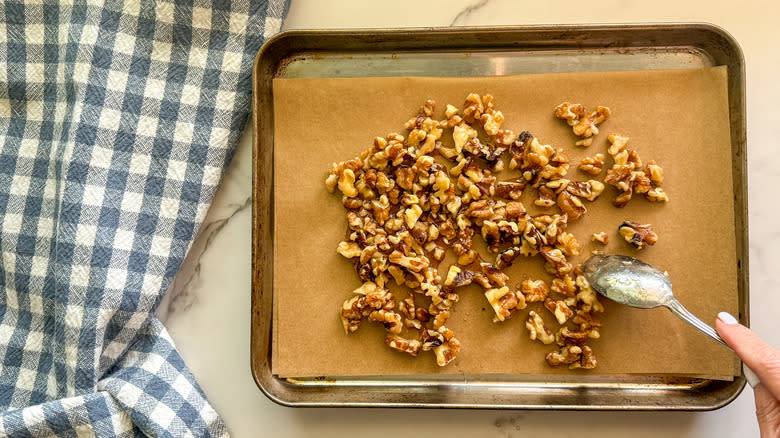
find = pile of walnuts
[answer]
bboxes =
[326,94,666,369]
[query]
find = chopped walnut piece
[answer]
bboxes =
[544,298,575,324]
[485,286,526,322]
[618,221,658,249]
[566,180,604,202]
[572,309,602,334]
[368,310,403,334]
[554,103,610,145]
[412,329,439,352]
[575,275,605,313]
[433,326,461,366]
[579,154,605,175]
[495,180,525,200]
[555,231,580,257]
[576,345,598,369]
[546,345,583,367]
[551,275,577,297]
[520,279,549,302]
[556,191,586,221]
[526,311,555,345]
[591,232,609,245]
[540,246,573,277]
[647,187,670,202]
[386,334,422,356]
[554,326,588,347]
[336,241,362,258]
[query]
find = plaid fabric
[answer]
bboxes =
[0,0,287,435]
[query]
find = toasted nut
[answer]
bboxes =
[544,298,574,324]
[526,311,555,344]
[433,326,460,366]
[579,154,605,175]
[591,232,609,245]
[520,279,549,302]
[386,334,422,356]
[618,221,658,249]
[555,103,610,143]
[546,345,583,367]
[551,275,577,297]
[337,241,362,258]
[485,286,526,322]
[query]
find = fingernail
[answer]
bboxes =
[718,312,739,325]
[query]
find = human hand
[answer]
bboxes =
[716,312,780,438]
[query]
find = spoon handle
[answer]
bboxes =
[665,299,760,387]
[664,299,730,349]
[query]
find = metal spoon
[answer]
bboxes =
[581,253,758,386]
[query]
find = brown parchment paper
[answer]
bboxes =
[271,66,739,378]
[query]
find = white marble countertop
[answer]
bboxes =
[158,1,780,436]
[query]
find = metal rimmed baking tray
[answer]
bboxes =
[251,24,748,409]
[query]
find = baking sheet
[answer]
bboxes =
[272,66,739,378]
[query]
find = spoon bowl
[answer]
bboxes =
[581,254,674,309]
[582,253,726,347]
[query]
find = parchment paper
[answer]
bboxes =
[271,66,739,378]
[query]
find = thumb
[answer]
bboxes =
[716,312,780,400]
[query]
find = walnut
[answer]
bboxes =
[540,246,573,277]
[572,309,602,334]
[575,275,605,313]
[554,326,588,347]
[618,221,658,249]
[535,186,556,208]
[646,160,664,185]
[647,187,670,202]
[520,279,549,302]
[607,134,629,156]
[420,329,445,351]
[399,295,416,320]
[337,241,362,258]
[433,326,460,366]
[544,298,574,324]
[386,334,422,356]
[554,102,585,124]
[444,265,476,289]
[578,154,605,175]
[555,231,580,257]
[340,296,364,333]
[575,345,597,369]
[546,345,582,367]
[556,191,586,221]
[495,246,521,270]
[566,180,604,202]
[368,310,403,334]
[462,93,484,123]
[480,262,508,288]
[495,180,525,200]
[389,250,430,272]
[554,103,610,144]
[325,174,338,193]
[525,311,555,344]
[591,232,609,245]
[551,275,576,297]
[485,286,526,322]
[480,107,504,136]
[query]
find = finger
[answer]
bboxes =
[754,384,780,438]
[716,312,780,400]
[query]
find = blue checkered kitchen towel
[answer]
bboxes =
[0,0,287,435]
